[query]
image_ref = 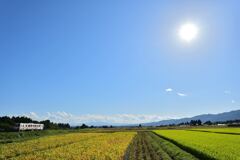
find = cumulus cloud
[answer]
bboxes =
[28,112,39,119]
[165,88,173,92]
[177,93,187,97]
[21,112,171,125]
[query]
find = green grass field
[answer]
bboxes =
[0,130,75,144]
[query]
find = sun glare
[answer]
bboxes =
[179,23,198,42]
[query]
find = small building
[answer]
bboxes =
[19,123,44,131]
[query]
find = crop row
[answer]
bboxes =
[124,131,197,160]
[154,130,240,160]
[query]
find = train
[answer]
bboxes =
[19,123,44,131]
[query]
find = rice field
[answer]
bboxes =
[154,129,240,160]
[189,127,240,134]
[1,128,240,160]
[0,132,136,160]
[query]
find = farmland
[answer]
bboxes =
[0,132,135,160]
[0,129,75,144]
[124,131,197,160]
[154,129,240,160]
[1,128,240,160]
[188,127,240,135]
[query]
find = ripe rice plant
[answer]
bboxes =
[0,132,104,159]
[0,132,135,160]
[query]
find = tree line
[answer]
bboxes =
[157,119,240,127]
[0,116,70,131]
[0,116,115,132]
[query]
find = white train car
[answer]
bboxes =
[19,123,44,131]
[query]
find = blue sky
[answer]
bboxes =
[1,0,240,124]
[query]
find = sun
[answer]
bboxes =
[179,23,199,42]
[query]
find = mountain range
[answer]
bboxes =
[142,109,240,126]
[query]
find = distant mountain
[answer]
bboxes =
[142,109,240,126]
[71,121,130,127]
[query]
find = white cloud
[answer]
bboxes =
[165,88,173,92]
[28,112,39,119]
[177,93,187,97]
[231,100,235,104]
[20,112,172,125]
[165,88,188,97]
[224,90,231,94]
